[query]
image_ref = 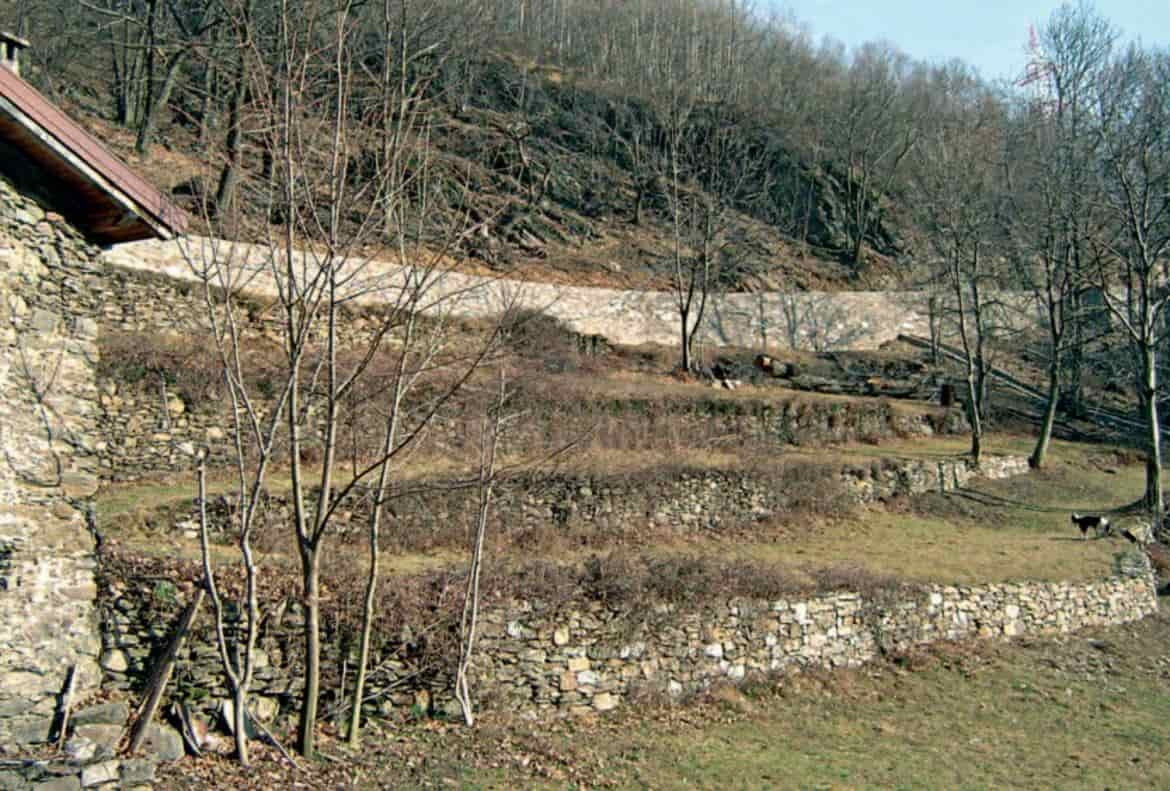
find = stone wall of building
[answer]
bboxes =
[99,557,1157,726]
[0,175,104,746]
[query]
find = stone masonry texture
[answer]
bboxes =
[0,175,103,746]
[102,557,1157,723]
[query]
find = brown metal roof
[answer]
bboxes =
[0,65,187,244]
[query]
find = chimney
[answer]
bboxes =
[1,31,30,77]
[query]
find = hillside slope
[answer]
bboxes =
[45,53,910,291]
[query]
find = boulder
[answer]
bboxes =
[80,760,119,788]
[139,723,184,762]
[72,702,130,727]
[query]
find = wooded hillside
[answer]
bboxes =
[4,0,940,289]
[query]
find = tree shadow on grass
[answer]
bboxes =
[947,488,1065,513]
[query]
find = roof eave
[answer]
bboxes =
[0,69,186,243]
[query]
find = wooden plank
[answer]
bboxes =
[125,588,205,756]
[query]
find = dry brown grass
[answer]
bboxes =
[96,429,1145,590]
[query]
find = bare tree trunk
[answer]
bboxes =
[215,46,247,215]
[1031,359,1061,468]
[136,49,187,154]
[196,457,253,765]
[1063,289,1086,418]
[927,294,941,366]
[952,247,983,466]
[1141,345,1164,519]
[198,30,219,146]
[849,227,865,268]
[347,313,413,747]
[346,495,381,746]
[965,358,983,464]
[298,545,321,756]
[455,371,505,727]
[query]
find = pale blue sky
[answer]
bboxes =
[769,1,1169,83]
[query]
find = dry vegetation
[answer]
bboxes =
[95,314,1145,595]
[89,307,1165,774]
[97,431,1140,599]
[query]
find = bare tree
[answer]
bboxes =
[659,100,769,372]
[823,42,919,268]
[69,0,221,153]
[1092,44,1170,523]
[1036,2,1119,419]
[181,229,306,765]
[453,368,509,727]
[193,451,261,765]
[1002,2,1117,468]
[912,64,1006,464]
[202,0,513,758]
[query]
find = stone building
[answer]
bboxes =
[0,34,184,747]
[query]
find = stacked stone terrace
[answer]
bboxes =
[100,559,1157,721]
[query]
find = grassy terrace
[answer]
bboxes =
[96,433,1142,587]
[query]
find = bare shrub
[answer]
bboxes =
[578,553,645,606]
[775,460,852,519]
[645,555,805,602]
[806,564,904,598]
[99,329,287,409]
[99,330,222,405]
[502,309,589,373]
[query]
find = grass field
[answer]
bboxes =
[464,610,1170,790]
[96,432,1144,586]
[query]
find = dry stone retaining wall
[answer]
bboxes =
[93,382,966,482]
[464,569,1157,714]
[842,454,1031,502]
[192,454,1030,550]
[102,236,1041,352]
[100,562,1157,725]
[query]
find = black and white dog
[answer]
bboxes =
[1071,512,1111,540]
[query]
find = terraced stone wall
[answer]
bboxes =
[103,236,1041,352]
[168,454,1029,552]
[100,560,1157,725]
